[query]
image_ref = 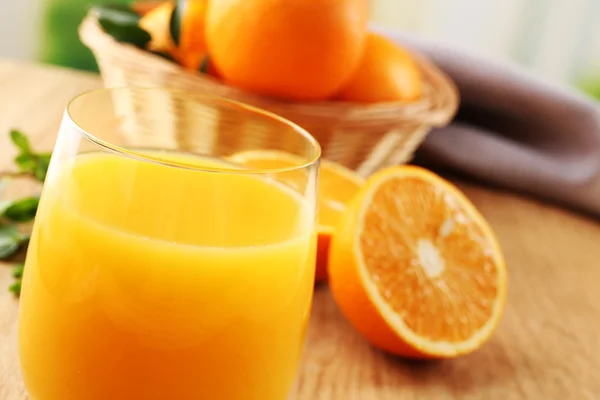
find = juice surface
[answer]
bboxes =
[19,152,316,400]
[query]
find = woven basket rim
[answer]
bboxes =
[79,13,459,128]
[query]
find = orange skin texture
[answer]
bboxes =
[205,0,369,101]
[204,57,221,79]
[336,33,423,103]
[178,0,208,70]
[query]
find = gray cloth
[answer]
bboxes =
[382,28,600,217]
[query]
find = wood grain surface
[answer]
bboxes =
[0,61,599,399]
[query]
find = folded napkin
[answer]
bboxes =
[381,28,600,217]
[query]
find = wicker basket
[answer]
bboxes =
[79,14,459,177]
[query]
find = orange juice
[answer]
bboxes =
[19,152,316,400]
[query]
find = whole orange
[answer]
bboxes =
[205,0,369,101]
[336,32,422,103]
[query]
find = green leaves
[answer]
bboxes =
[9,263,24,296]
[2,129,51,295]
[93,4,151,48]
[169,0,185,47]
[99,19,152,48]
[10,129,51,182]
[0,221,30,261]
[0,222,28,264]
[9,281,21,296]
[10,130,31,154]
[0,225,21,259]
[199,56,210,73]
[3,197,39,223]
[92,4,140,24]
[15,153,37,173]
[12,263,24,279]
[35,154,51,182]
[152,51,177,62]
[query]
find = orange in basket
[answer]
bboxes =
[80,10,459,175]
[328,166,507,358]
[205,0,369,101]
[337,33,423,103]
[228,150,364,283]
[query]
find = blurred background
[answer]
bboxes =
[3,0,600,100]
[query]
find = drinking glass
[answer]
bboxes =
[18,87,320,400]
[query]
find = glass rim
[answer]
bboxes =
[65,87,322,174]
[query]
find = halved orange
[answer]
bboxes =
[228,150,364,282]
[328,166,507,358]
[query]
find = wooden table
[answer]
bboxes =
[1,61,599,399]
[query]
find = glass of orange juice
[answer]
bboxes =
[18,87,320,400]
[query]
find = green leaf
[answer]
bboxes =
[93,4,150,48]
[91,4,141,25]
[34,154,51,182]
[170,0,187,47]
[12,263,24,279]
[0,225,21,259]
[3,197,39,223]
[10,130,31,154]
[19,234,31,248]
[39,153,52,164]
[199,56,210,73]
[98,17,152,48]
[9,280,21,296]
[152,51,177,62]
[14,153,37,173]
[0,200,11,217]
